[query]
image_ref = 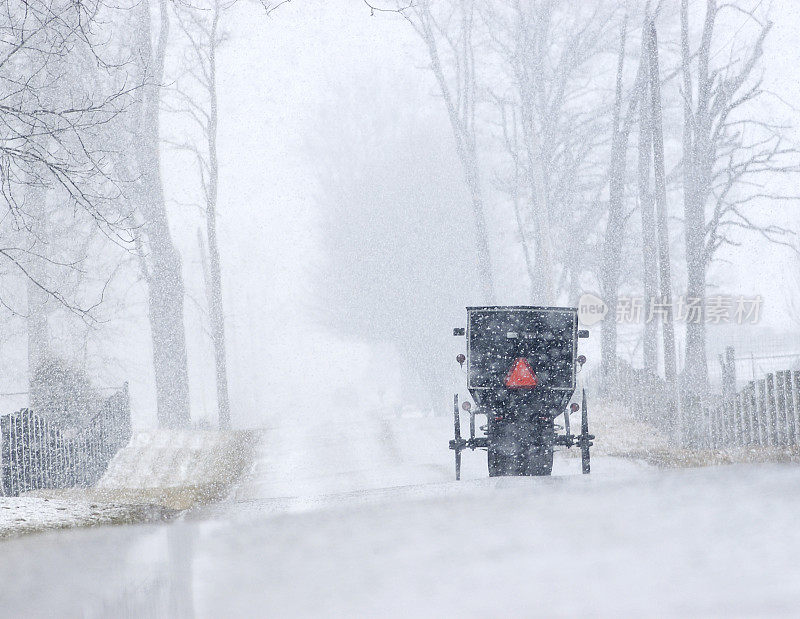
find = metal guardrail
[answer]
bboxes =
[0,383,131,496]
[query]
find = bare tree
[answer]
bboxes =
[485,1,614,306]
[171,0,232,429]
[679,0,796,411]
[130,0,192,429]
[493,100,537,296]
[0,0,149,413]
[409,0,494,302]
[647,18,679,439]
[0,0,138,310]
[599,13,644,385]
[636,20,659,375]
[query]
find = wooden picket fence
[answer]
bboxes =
[702,371,800,449]
[596,351,800,450]
[0,383,131,496]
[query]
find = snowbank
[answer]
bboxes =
[93,429,257,509]
[2,429,256,540]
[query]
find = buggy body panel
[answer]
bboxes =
[466,306,578,419]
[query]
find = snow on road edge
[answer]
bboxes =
[0,497,172,540]
[1,429,257,540]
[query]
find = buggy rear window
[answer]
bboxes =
[467,308,577,390]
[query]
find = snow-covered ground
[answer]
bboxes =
[0,496,166,540]
[1,414,799,617]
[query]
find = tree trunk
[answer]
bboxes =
[637,41,659,374]
[522,147,555,305]
[599,17,629,390]
[25,185,49,399]
[681,0,711,428]
[416,3,494,302]
[204,5,231,429]
[509,148,537,298]
[143,215,191,430]
[647,20,680,441]
[136,0,191,429]
[464,158,495,303]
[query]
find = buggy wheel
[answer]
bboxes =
[487,421,554,477]
[526,444,554,476]
[487,443,552,476]
[525,420,554,476]
[487,434,553,477]
[487,446,527,476]
[487,447,503,477]
[487,419,529,476]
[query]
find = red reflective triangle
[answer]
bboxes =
[505,358,538,388]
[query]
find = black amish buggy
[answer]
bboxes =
[450,306,593,478]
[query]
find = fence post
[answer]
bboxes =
[708,404,716,449]
[0,414,7,496]
[25,410,33,493]
[20,411,26,493]
[7,413,14,496]
[29,411,36,491]
[740,384,750,446]
[721,400,728,448]
[793,371,800,447]
[65,441,72,486]
[45,419,53,487]
[12,413,19,496]
[18,412,24,494]
[740,383,750,446]
[16,413,23,495]
[33,415,40,490]
[57,431,65,488]
[756,379,767,447]
[748,381,757,446]
[776,372,788,447]
[734,392,743,448]
[781,370,796,448]
[91,423,99,484]
[766,374,778,447]
[725,394,735,448]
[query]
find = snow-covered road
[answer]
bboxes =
[2,416,800,617]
